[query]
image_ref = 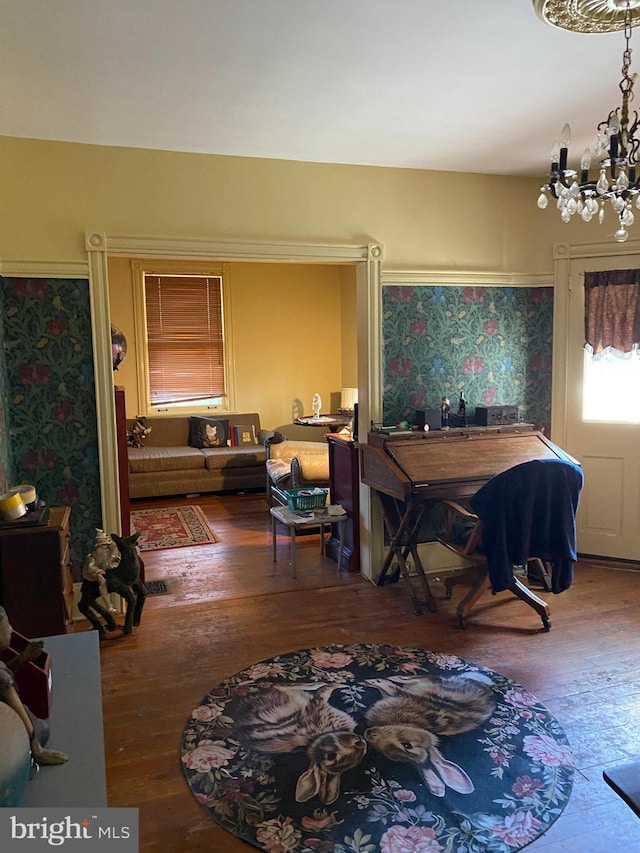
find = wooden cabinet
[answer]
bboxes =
[0,506,74,638]
[115,386,131,536]
[114,387,145,580]
[326,434,360,571]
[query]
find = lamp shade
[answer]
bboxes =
[340,388,358,411]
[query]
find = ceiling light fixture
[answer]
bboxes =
[535,0,640,241]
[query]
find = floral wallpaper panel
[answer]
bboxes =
[381,283,554,541]
[382,284,554,435]
[2,277,102,576]
[0,279,11,494]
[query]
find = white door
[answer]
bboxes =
[565,253,640,560]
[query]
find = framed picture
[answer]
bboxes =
[233,424,257,446]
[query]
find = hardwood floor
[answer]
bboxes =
[92,492,640,851]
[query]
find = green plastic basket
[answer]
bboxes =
[284,487,328,511]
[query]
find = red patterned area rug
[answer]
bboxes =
[130,505,219,551]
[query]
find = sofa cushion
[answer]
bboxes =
[202,446,266,471]
[189,416,230,449]
[128,446,206,474]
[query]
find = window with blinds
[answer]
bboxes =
[144,274,226,406]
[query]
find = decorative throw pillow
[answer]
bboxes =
[188,417,230,449]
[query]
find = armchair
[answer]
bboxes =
[265,434,330,506]
[437,458,583,631]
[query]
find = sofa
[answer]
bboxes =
[265,435,330,506]
[126,413,271,499]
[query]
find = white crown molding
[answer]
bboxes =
[85,232,383,264]
[381,269,554,287]
[0,259,89,278]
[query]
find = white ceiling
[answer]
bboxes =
[0,0,636,178]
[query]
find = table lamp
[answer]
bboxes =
[339,387,358,414]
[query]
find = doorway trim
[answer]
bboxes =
[85,231,384,578]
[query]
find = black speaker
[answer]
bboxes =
[474,405,519,426]
[353,402,359,442]
[415,409,426,430]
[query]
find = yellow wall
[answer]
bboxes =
[340,267,358,389]
[108,255,138,403]
[3,133,598,434]
[0,135,585,271]
[107,256,356,430]
[0,133,604,433]
[0,134,607,574]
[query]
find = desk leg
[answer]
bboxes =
[375,494,436,615]
[290,528,297,578]
[271,515,277,562]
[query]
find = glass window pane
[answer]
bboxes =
[583,348,640,422]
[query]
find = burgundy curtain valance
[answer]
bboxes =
[584,269,640,357]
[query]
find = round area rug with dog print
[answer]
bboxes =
[181,643,574,852]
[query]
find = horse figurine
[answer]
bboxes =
[78,531,146,637]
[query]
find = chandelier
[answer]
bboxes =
[535,0,640,242]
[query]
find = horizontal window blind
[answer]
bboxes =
[145,275,225,405]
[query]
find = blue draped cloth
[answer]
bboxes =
[469,458,584,594]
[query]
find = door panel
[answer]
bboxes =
[567,254,640,559]
[580,454,623,538]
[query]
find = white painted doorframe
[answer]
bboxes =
[552,239,640,560]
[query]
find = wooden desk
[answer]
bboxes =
[360,428,575,616]
[21,631,107,807]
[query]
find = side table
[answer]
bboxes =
[270,506,347,578]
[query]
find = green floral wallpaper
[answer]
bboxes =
[0,280,11,495]
[2,277,101,575]
[382,284,554,435]
[381,283,554,544]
